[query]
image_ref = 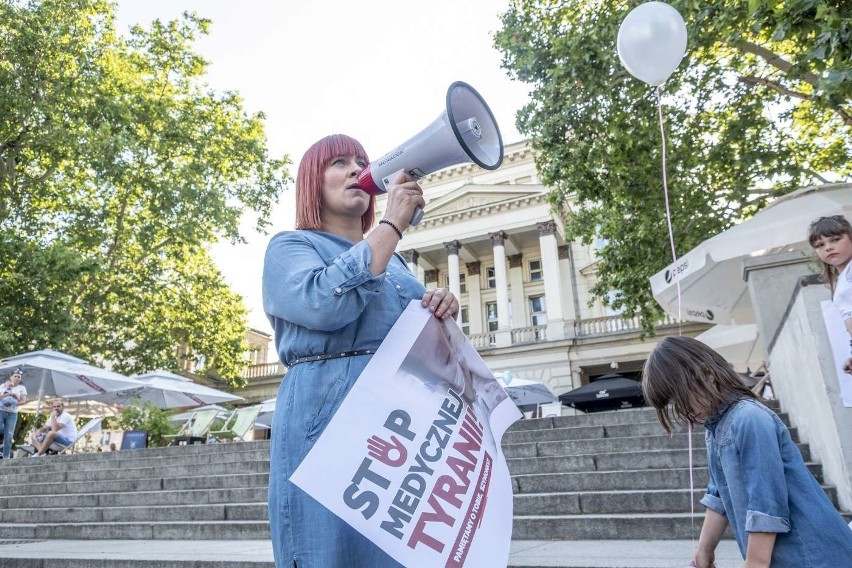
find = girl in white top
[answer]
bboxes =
[809,215,852,373]
[0,368,28,458]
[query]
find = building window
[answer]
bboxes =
[460,306,470,335]
[445,273,467,293]
[529,295,547,326]
[486,302,499,332]
[605,290,625,316]
[486,267,496,288]
[529,259,543,282]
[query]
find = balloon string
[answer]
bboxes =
[688,422,696,549]
[655,86,682,331]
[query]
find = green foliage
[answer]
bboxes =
[0,0,291,383]
[495,0,851,330]
[114,400,177,447]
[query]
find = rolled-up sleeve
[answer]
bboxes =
[734,406,791,534]
[263,232,385,331]
[701,439,726,516]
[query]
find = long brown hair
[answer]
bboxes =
[294,134,375,233]
[808,215,852,293]
[642,336,757,434]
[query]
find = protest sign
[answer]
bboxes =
[291,300,522,567]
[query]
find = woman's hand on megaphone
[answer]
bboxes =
[383,171,425,232]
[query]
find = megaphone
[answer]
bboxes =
[358,81,504,226]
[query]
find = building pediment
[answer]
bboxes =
[426,184,547,217]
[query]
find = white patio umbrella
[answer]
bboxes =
[255,398,277,429]
[0,349,146,417]
[73,369,243,409]
[694,323,764,372]
[500,378,558,406]
[650,182,852,324]
[169,404,231,424]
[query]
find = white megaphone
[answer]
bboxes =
[358,81,504,226]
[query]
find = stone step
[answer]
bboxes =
[0,458,269,486]
[503,433,810,460]
[511,513,707,540]
[0,487,263,510]
[0,472,268,497]
[0,521,271,541]
[0,560,274,568]
[504,423,800,446]
[507,450,824,480]
[503,421,665,444]
[0,503,267,524]
[512,468,709,493]
[0,448,269,476]
[509,409,658,431]
[3,440,269,463]
[513,483,840,515]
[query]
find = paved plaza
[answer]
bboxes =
[0,538,746,567]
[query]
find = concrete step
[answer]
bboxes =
[513,483,840,515]
[0,502,268,524]
[512,467,709,493]
[0,458,270,486]
[503,433,810,460]
[0,487,264,511]
[0,448,269,477]
[511,513,707,540]
[0,521,270,541]
[507,449,824,480]
[0,472,268,497]
[0,441,269,466]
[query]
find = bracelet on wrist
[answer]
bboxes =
[379,219,403,240]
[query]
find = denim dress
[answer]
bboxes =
[700,398,852,566]
[262,230,425,568]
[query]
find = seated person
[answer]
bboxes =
[29,400,78,456]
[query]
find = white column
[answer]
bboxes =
[538,221,566,340]
[490,231,512,347]
[508,254,525,328]
[444,241,462,300]
[466,262,483,335]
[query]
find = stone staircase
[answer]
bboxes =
[503,403,845,541]
[0,401,847,564]
[0,442,271,541]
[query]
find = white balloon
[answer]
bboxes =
[617,1,688,87]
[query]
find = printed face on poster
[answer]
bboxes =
[291,301,522,568]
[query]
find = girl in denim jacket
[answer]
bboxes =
[643,336,852,568]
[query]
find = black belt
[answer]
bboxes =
[287,349,377,367]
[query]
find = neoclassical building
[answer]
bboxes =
[238,141,703,406]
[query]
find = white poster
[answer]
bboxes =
[291,301,522,568]
[820,300,852,407]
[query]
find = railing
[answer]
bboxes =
[575,315,642,337]
[574,314,680,338]
[511,325,546,344]
[468,332,496,349]
[242,362,286,381]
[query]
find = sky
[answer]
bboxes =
[115,0,531,336]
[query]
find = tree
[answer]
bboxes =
[112,400,178,448]
[0,0,290,384]
[495,0,851,330]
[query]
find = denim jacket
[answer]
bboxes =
[700,398,852,566]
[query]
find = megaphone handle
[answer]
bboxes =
[410,207,424,227]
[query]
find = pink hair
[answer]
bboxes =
[295,134,375,233]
